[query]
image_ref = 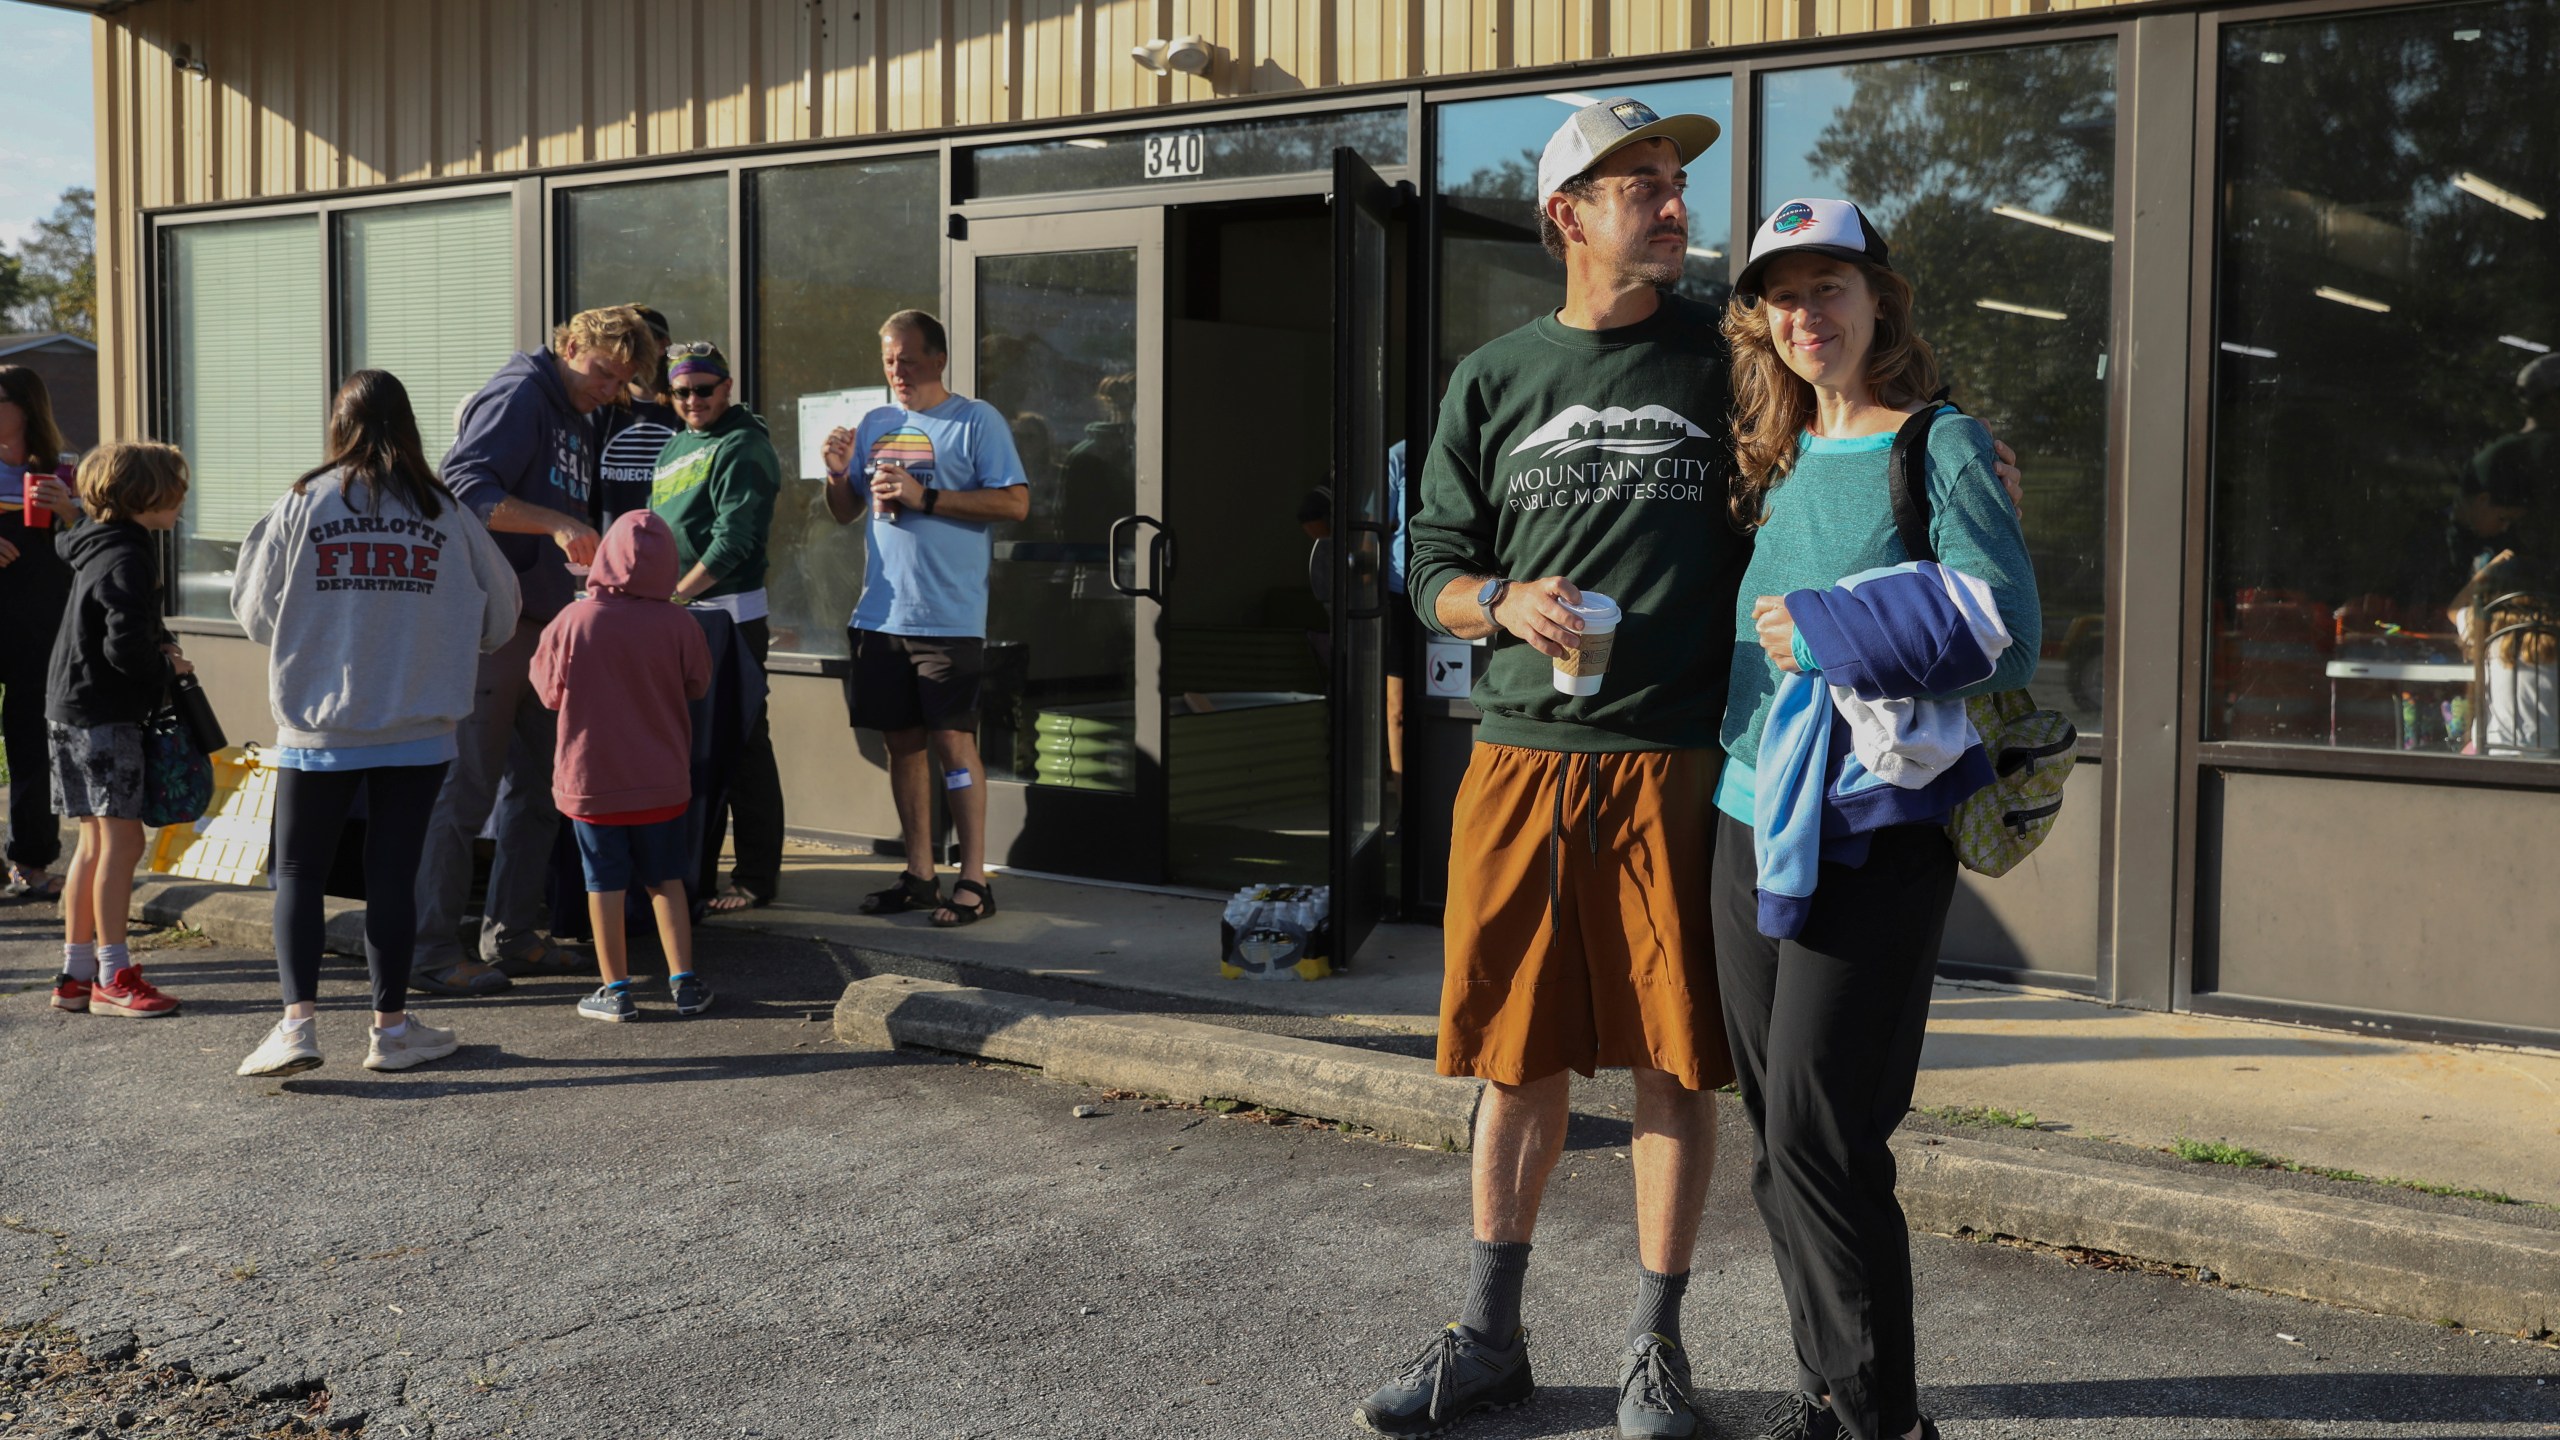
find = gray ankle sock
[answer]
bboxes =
[1459,1240,1532,1345]
[1628,1267,1689,1347]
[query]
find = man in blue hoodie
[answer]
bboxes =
[412,305,655,996]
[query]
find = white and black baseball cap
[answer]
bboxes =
[1537,97,1722,216]
[1733,197,1893,302]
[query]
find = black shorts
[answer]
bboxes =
[844,629,984,732]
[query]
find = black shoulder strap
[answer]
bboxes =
[1886,388,1957,565]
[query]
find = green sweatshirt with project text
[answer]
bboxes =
[1408,294,1750,753]
[649,404,780,599]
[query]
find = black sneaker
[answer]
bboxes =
[1355,1323,1534,1438]
[1616,1333,1698,1438]
[1756,1393,1839,1440]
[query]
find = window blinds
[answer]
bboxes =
[170,216,324,545]
[341,196,517,469]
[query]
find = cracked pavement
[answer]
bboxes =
[0,903,2553,1438]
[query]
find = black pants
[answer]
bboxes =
[703,616,785,901]
[273,762,448,1014]
[1709,811,1957,1440]
[0,515,70,871]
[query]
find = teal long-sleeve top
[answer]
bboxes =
[1720,410,2041,771]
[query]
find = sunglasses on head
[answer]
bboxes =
[666,341,720,359]
[671,382,724,400]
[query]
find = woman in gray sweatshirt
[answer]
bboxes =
[229,370,522,1078]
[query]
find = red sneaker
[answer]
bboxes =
[50,975,90,1012]
[90,966,179,1018]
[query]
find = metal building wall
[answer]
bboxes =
[87,0,2122,438]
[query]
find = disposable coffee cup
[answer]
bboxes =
[1551,591,1621,697]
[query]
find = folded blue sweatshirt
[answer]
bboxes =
[1752,561,2009,938]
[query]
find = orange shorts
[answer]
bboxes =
[1437,743,1733,1090]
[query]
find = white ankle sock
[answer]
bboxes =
[281,1015,314,1033]
[96,943,131,984]
[62,942,97,982]
[375,1018,408,1038]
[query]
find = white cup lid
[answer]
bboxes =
[1560,591,1620,626]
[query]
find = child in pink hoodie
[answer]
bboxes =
[532,510,714,1022]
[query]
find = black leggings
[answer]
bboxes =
[273,762,449,1014]
[1709,811,1957,1440]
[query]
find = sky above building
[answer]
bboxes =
[0,2,95,250]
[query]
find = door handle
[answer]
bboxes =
[1106,514,1166,601]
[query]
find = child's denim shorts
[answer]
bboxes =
[571,814,691,893]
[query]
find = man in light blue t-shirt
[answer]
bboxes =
[821,309,1029,928]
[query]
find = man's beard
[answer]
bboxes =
[1629,256,1685,288]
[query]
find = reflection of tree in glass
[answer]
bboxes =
[1788,43,2118,722]
[2211,0,2560,630]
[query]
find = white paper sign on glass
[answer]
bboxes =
[796,387,892,480]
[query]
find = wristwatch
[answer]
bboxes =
[1476,577,1512,633]
[920,486,940,515]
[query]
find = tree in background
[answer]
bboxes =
[5,187,94,341]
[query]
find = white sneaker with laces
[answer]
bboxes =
[237,1020,324,1077]
[364,1018,460,1071]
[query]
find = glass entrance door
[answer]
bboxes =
[954,211,1168,881]
[1329,149,1400,962]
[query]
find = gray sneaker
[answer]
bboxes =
[669,973,714,1016]
[1356,1324,1533,1438]
[364,1018,459,1071]
[578,985,639,1023]
[236,1020,323,1077]
[1616,1333,1698,1438]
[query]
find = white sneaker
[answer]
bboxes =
[237,1020,324,1077]
[364,1018,460,1072]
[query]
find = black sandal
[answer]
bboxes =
[860,872,941,916]
[932,878,996,928]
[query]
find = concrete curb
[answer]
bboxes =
[130,874,367,956]
[833,973,1481,1150]
[121,875,2558,1335]
[1895,1132,2556,1337]
[840,973,2559,1337]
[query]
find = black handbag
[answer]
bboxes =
[170,671,227,756]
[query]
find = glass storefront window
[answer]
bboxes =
[751,155,941,658]
[165,215,325,618]
[1435,81,1735,369]
[2211,0,2558,759]
[561,176,729,349]
[339,195,517,470]
[1762,43,2118,734]
[972,108,1407,200]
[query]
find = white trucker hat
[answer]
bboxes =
[1536,97,1722,215]
[1734,197,1893,302]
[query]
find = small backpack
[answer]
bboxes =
[1887,398,2078,877]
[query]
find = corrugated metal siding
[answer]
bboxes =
[91,0,2130,436]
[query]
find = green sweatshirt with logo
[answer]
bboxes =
[649,404,780,599]
[1408,293,1749,753]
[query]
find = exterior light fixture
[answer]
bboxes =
[172,42,208,75]
[1548,92,1602,107]
[2220,341,2280,359]
[1162,35,1213,75]
[1130,39,1169,74]
[1991,203,2115,243]
[1977,298,2067,321]
[2500,335,2553,354]
[2314,285,2391,313]
[2452,172,2548,220]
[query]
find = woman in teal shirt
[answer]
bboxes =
[1709,199,2041,1440]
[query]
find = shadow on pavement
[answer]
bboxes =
[1932,1372,2556,1422]
[278,1045,933,1098]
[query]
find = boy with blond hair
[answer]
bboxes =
[46,442,191,1019]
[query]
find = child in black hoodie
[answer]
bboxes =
[46,442,191,1019]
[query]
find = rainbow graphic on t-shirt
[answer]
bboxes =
[869,426,938,484]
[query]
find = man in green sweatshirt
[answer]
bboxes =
[1357,98,1743,1440]
[649,342,785,911]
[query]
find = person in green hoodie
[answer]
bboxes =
[649,342,785,911]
